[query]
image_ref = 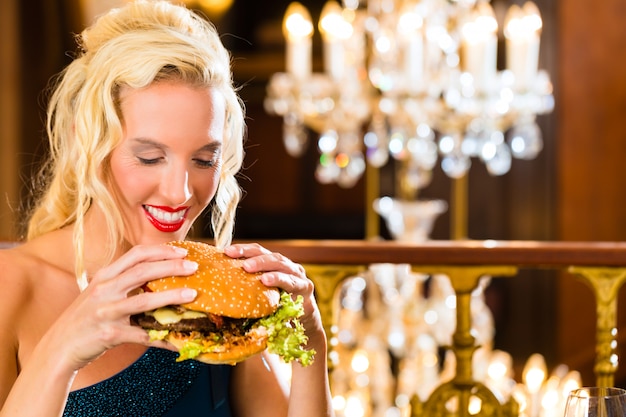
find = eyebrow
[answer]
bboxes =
[131,138,222,153]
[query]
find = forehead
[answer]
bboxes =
[118,81,223,110]
[118,81,226,141]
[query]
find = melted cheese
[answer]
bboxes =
[147,307,207,325]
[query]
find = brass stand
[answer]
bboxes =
[451,174,469,240]
[568,266,626,387]
[365,162,380,240]
[302,264,367,371]
[409,265,519,417]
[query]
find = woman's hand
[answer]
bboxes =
[43,244,199,371]
[223,243,324,342]
[224,243,334,417]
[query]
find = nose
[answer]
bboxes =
[161,163,192,206]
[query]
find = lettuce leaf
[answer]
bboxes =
[147,292,316,366]
[258,292,316,366]
[177,340,207,362]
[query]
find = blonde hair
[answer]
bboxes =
[27,0,244,283]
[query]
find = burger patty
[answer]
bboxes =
[131,313,257,334]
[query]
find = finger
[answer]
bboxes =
[224,242,271,259]
[106,323,176,351]
[93,244,189,283]
[242,252,306,278]
[122,257,198,293]
[95,257,199,299]
[265,272,314,293]
[97,287,198,321]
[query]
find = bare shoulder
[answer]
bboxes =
[0,238,78,402]
[0,239,76,331]
[0,244,43,344]
[0,243,36,405]
[0,240,73,348]
[0,244,36,317]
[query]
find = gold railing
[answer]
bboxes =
[3,239,625,415]
[259,239,626,417]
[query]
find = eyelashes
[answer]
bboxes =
[137,157,161,165]
[193,158,217,168]
[136,156,218,168]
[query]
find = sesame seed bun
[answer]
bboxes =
[146,240,280,318]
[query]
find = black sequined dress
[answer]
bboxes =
[63,348,232,417]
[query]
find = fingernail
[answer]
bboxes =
[172,246,188,255]
[181,288,197,300]
[183,260,198,271]
[227,245,243,256]
[243,259,255,270]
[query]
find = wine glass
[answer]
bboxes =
[563,387,626,417]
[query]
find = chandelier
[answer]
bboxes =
[264,0,554,192]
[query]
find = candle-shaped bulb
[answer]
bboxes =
[399,6,425,93]
[283,2,313,79]
[461,2,498,44]
[522,353,547,393]
[475,2,498,35]
[505,1,542,90]
[283,2,313,41]
[504,3,542,41]
[398,7,424,34]
[522,1,543,33]
[461,2,498,92]
[319,1,353,81]
[487,350,513,381]
[319,1,352,41]
[504,4,524,39]
[560,371,581,395]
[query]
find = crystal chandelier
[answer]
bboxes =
[264,0,554,192]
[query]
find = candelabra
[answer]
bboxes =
[330,264,582,417]
[265,5,564,415]
[265,0,554,198]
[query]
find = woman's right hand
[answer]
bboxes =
[42,243,199,370]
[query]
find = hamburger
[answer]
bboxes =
[131,240,315,366]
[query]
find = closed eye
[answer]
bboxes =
[194,159,214,168]
[193,144,221,169]
[193,157,218,168]
[137,156,162,165]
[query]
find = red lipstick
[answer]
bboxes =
[143,205,189,233]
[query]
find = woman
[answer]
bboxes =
[0,1,333,416]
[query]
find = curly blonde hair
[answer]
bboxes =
[27,0,244,283]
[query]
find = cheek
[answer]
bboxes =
[194,170,221,204]
[108,156,151,202]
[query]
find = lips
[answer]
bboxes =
[143,205,189,232]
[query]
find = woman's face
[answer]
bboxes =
[108,81,225,245]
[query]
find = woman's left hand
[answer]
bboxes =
[224,243,333,417]
[224,243,310,294]
[223,243,323,339]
